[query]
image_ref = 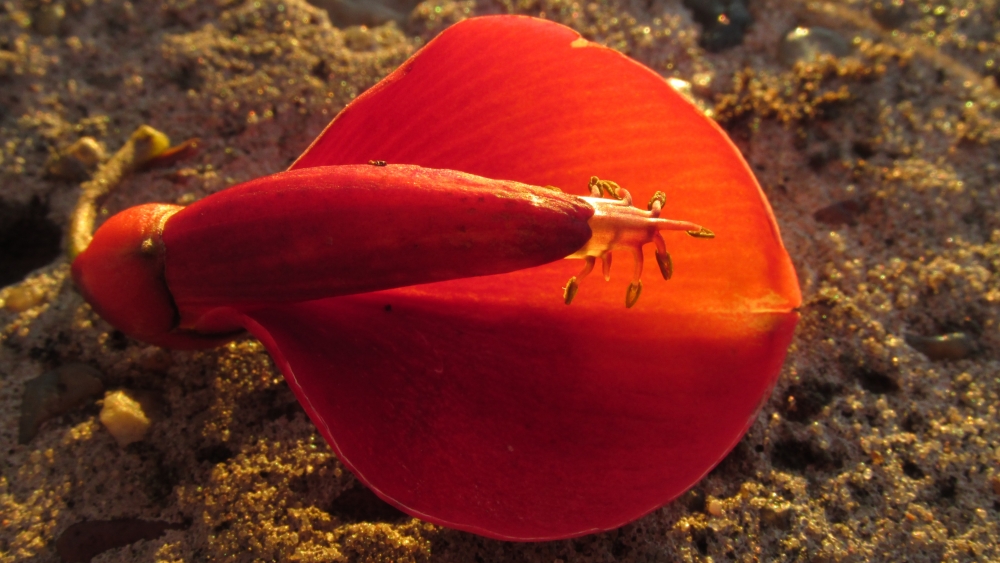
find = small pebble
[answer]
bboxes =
[99,390,152,447]
[813,198,868,226]
[4,283,47,312]
[668,77,694,100]
[140,137,202,170]
[706,498,724,516]
[46,137,105,181]
[904,332,975,361]
[667,77,714,115]
[18,363,104,444]
[778,27,850,67]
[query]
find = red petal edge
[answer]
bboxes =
[238,16,800,540]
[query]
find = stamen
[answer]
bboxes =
[563,256,596,305]
[563,177,712,308]
[630,247,644,283]
[654,251,673,280]
[588,176,631,204]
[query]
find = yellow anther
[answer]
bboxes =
[686,226,715,238]
[563,277,579,305]
[625,280,643,308]
[648,191,666,211]
[589,176,624,200]
[654,250,673,280]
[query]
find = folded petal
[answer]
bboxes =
[162,164,593,310]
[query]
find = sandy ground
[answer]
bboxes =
[2,0,1000,561]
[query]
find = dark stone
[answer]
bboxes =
[813,198,869,226]
[904,332,976,361]
[18,363,104,444]
[682,0,752,52]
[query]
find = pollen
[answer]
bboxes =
[563,177,713,308]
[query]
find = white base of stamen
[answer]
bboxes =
[564,177,712,308]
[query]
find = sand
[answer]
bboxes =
[1,0,999,561]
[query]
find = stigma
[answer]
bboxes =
[563,177,714,308]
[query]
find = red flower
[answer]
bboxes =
[72,16,800,540]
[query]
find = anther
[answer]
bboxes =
[686,226,715,238]
[653,233,672,280]
[563,277,579,305]
[648,191,666,212]
[563,256,596,305]
[589,176,628,202]
[588,176,603,197]
[654,250,673,280]
[625,281,642,308]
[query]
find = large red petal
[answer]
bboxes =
[244,290,797,540]
[238,16,800,539]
